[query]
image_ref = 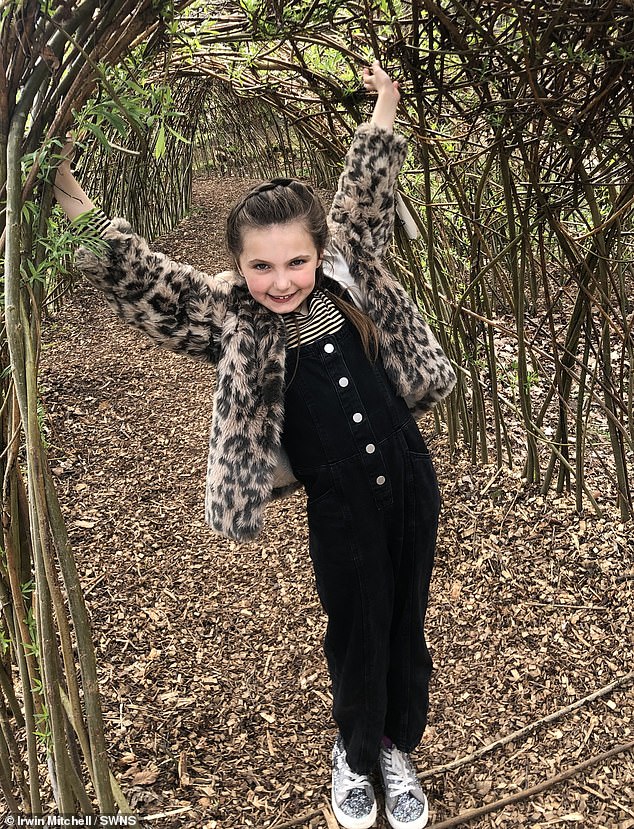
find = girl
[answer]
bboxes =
[54,62,456,829]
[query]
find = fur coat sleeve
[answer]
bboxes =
[324,123,457,413]
[327,123,408,261]
[74,218,240,363]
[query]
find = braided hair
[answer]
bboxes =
[226,178,327,269]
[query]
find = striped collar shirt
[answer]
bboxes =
[283,290,346,350]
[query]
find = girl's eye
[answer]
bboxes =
[290,259,307,267]
[253,263,270,271]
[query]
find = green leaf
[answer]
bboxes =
[154,121,166,159]
[165,123,190,144]
[82,121,111,150]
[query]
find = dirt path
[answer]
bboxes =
[40,177,633,829]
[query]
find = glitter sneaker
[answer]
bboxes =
[378,745,429,829]
[331,734,377,829]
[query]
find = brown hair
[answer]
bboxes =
[225,179,379,361]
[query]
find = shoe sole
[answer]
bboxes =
[331,794,377,829]
[385,799,429,829]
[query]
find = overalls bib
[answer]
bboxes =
[281,320,441,774]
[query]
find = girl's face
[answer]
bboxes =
[237,221,322,314]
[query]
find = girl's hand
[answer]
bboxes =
[362,60,400,106]
[57,132,77,173]
[363,60,400,131]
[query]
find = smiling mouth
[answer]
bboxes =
[269,293,296,302]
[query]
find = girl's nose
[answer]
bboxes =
[273,271,292,290]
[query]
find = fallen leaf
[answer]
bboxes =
[132,766,159,786]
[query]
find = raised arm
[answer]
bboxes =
[327,62,408,261]
[53,143,234,364]
[53,140,97,219]
[365,60,400,131]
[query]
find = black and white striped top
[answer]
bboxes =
[83,210,347,349]
[81,208,112,237]
[283,290,346,349]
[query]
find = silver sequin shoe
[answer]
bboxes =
[331,735,377,829]
[378,745,429,829]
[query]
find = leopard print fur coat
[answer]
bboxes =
[75,123,456,541]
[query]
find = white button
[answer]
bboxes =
[339,377,349,388]
[352,412,363,423]
[324,343,334,353]
[365,443,376,454]
[376,475,386,485]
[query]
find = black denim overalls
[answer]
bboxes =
[281,319,441,775]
